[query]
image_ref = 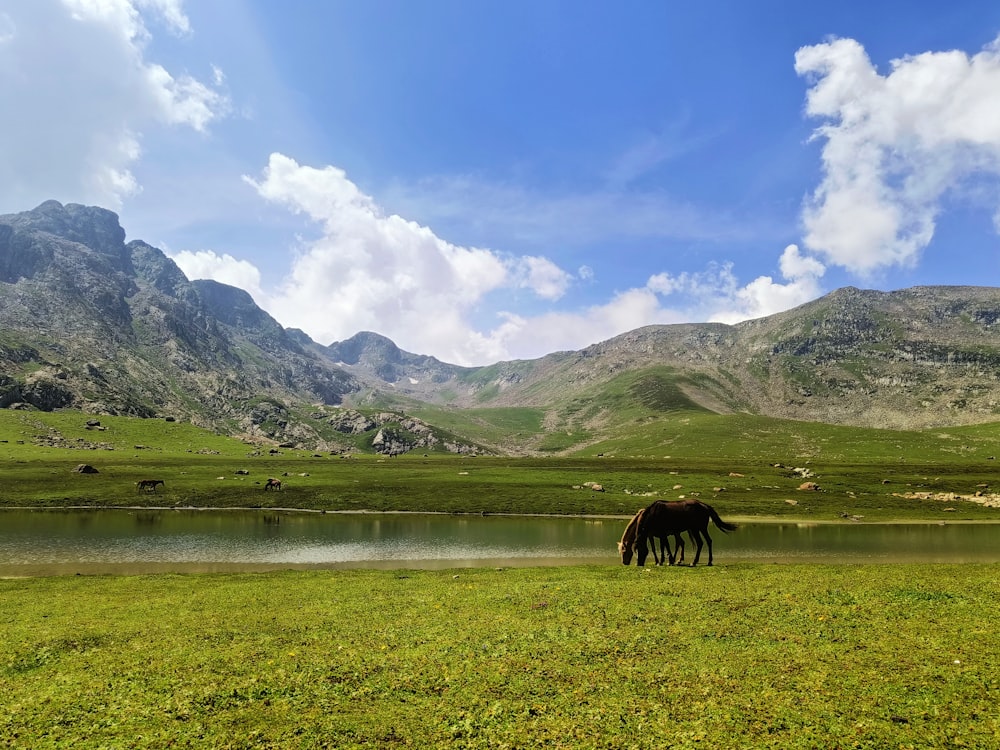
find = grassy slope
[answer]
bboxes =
[2,565,997,748]
[3,408,1000,521]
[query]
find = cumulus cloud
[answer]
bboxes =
[795,35,1000,274]
[170,249,265,302]
[425,244,823,361]
[514,256,573,300]
[480,288,679,360]
[234,154,577,364]
[0,0,227,211]
[643,245,825,326]
[459,245,822,360]
[720,245,826,322]
[165,151,826,363]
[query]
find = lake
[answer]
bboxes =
[0,509,998,575]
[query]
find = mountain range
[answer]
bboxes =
[3,201,1000,454]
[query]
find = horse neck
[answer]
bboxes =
[621,510,644,547]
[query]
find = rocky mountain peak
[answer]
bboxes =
[0,201,357,435]
[3,201,129,271]
[327,331,402,366]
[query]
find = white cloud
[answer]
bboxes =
[239,154,575,365]
[174,151,827,363]
[178,151,825,364]
[642,245,825,326]
[135,0,191,35]
[795,36,1000,275]
[721,245,826,322]
[170,249,265,302]
[144,64,226,131]
[456,245,827,361]
[0,1,227,211]
[514,256,573,300]
[474,288,683,362]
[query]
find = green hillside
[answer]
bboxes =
[4,407,1000,521]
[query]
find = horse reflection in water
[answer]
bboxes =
[619,499,737,567]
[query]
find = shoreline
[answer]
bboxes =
[1,505,999,525]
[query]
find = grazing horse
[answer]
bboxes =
[136,479,164,493]
[635,499,737,567]
[618,507,686,566]
[264,477,282,491]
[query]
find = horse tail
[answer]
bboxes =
[706,503,737,533]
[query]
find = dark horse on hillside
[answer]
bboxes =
[620,499,737,567]
[618,507,687,566]
[136,479,164,493]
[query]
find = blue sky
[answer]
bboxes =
[4,1,1000,365]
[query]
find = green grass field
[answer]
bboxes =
[3,407,1000,747]
[2,564,997,748]
[3,408,1000,521]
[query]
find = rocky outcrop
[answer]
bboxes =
[0,201,358,439]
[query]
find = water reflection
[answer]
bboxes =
[0,509,997,575]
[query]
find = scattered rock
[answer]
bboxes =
[798,481,820,491]
[893,491,1000,508]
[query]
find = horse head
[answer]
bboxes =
[618,539,634,565]
[618,508,645,565]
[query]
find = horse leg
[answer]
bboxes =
[703,528,714,566]
[689,528,704,566]
[672,533,685,565]
[645,536,658,565]
[657,535,669,566]
[636,536,649,566]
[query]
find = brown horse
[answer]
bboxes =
[136,479,164,492]
[264,478,282,491]
[634,499,737,567]
[618,507,686,566]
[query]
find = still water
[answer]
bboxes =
[0,509,998,576]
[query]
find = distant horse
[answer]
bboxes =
[635,499,737,567]
[136,479,164,493]
[618,507,686,566]
[264,478,282,491]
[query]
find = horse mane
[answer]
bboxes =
[618,508,645,553]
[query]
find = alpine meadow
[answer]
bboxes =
[1,201,999,747]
